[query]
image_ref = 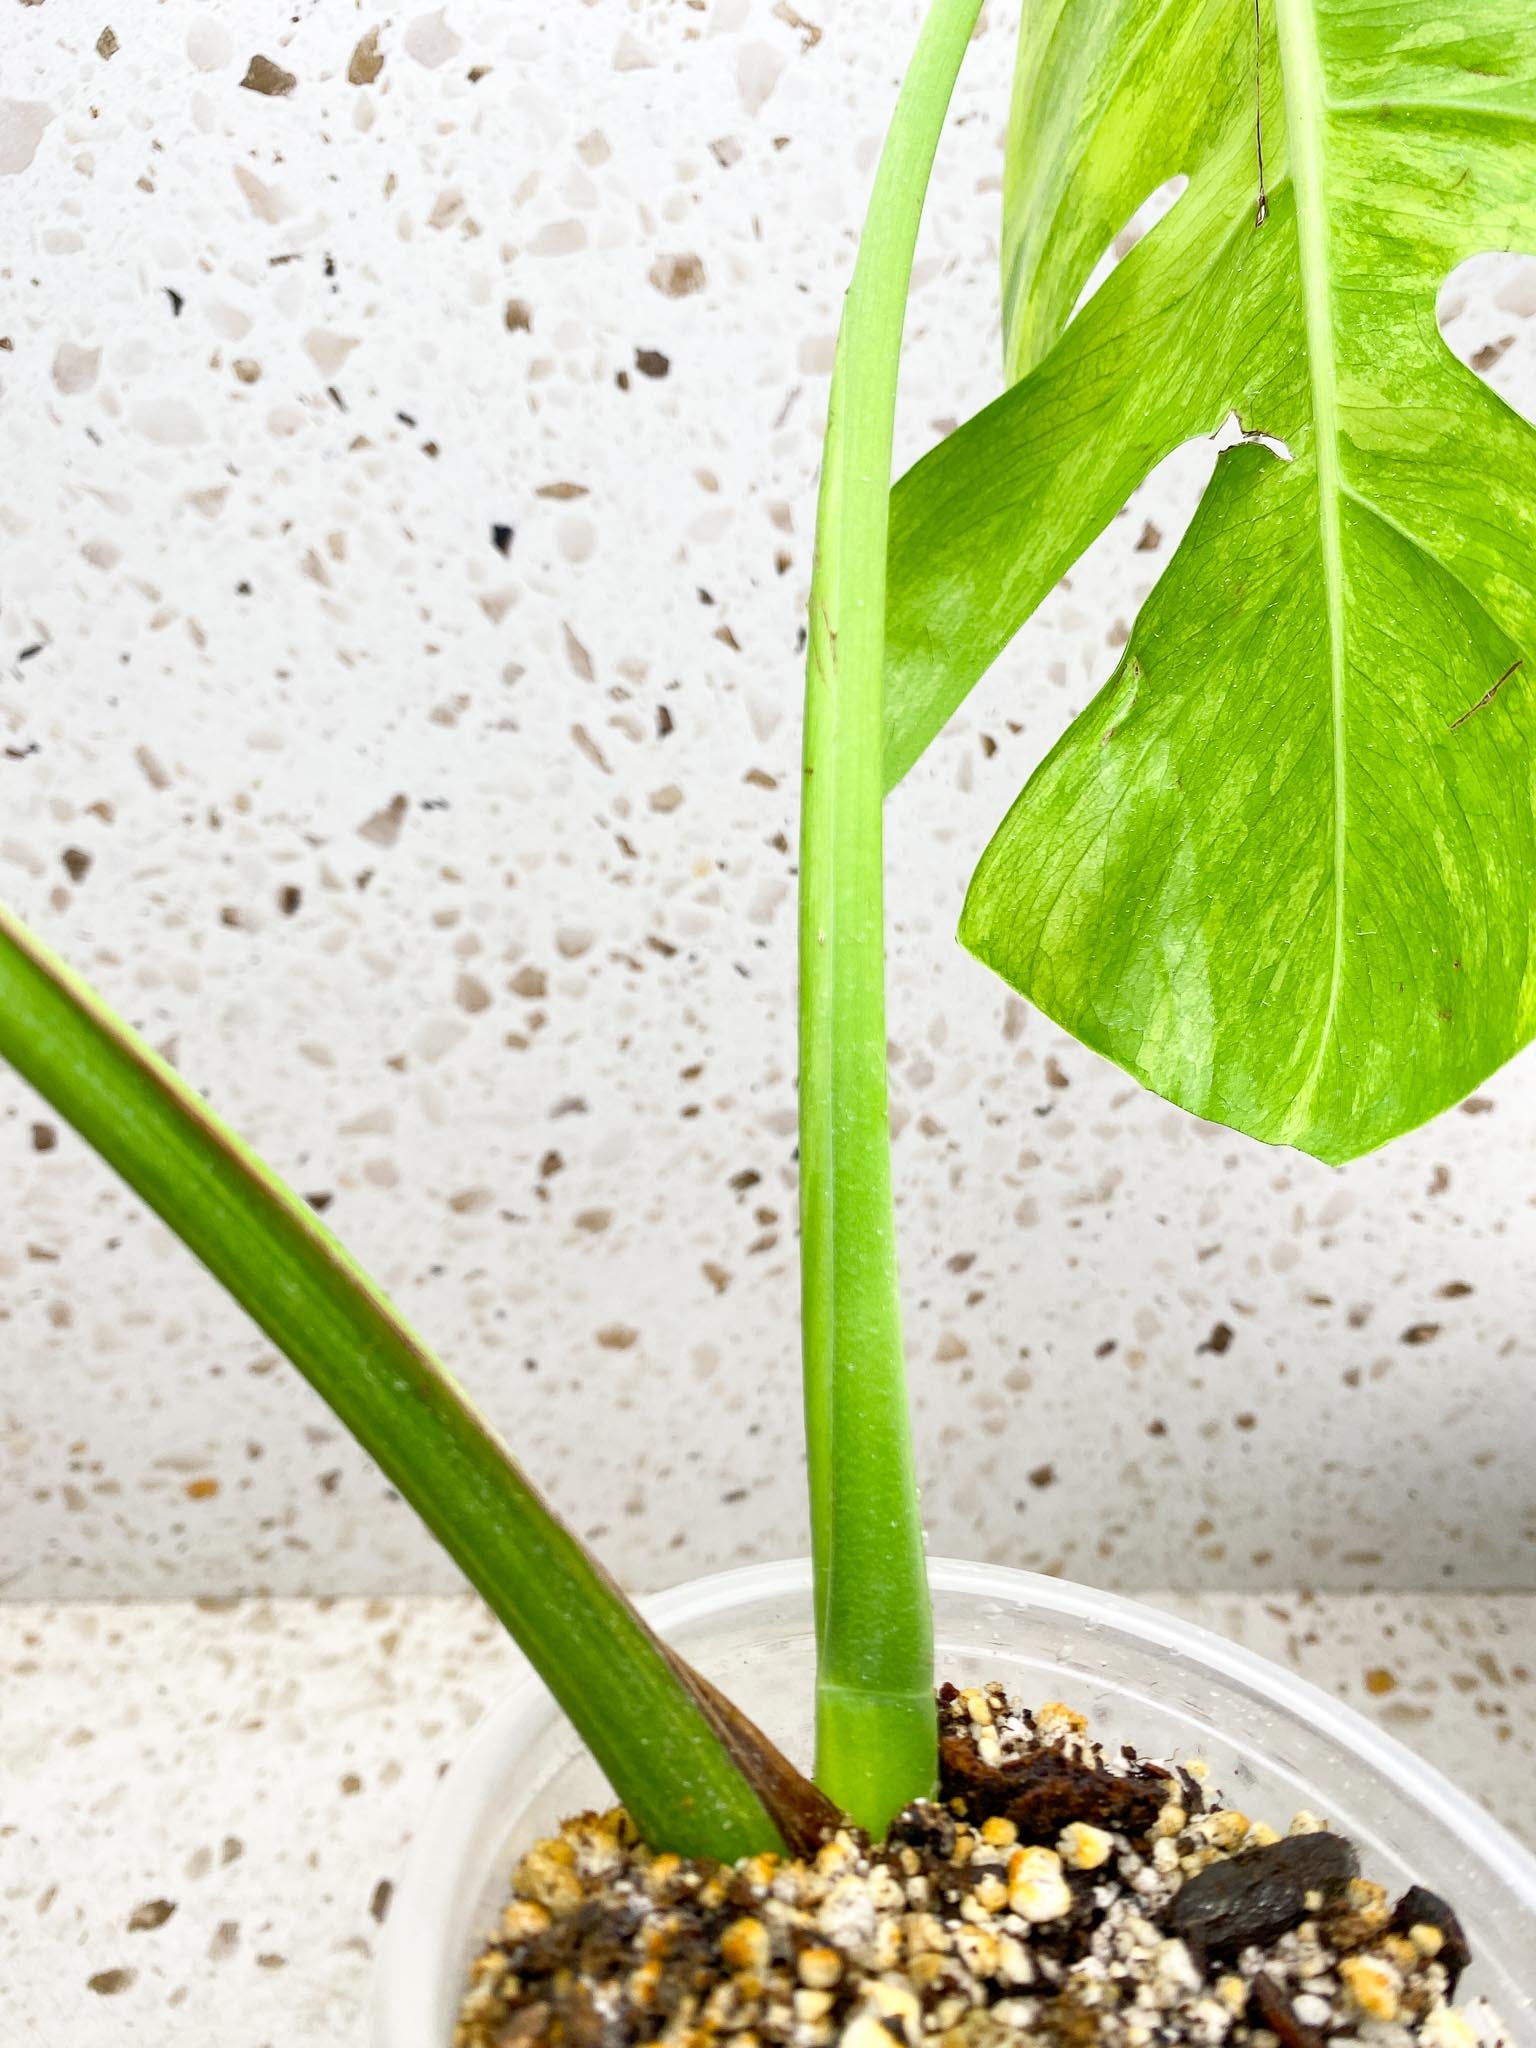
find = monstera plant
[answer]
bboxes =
[1,0,1533,1867]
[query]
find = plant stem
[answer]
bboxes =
[799,0,983,1834]
[0,904,807,1861]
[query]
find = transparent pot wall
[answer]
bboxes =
[375,1560,1536,2048]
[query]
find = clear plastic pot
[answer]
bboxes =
[374,1559,1536,2046]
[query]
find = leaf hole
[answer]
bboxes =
[1436,252,1536,427]
[1069,175,1188,328]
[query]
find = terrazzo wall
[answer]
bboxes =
[4,0,1536,1602]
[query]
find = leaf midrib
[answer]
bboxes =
[1273,0,1347,1138]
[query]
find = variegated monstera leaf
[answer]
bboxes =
[887,1,1536,1163]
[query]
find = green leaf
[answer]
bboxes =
[885,1,1536,1164]
[0,904,837,1861]
[799,0,984,1833]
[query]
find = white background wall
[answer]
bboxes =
[3,0,1535,1602]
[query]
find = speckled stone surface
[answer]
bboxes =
[4,2,1536,1606]
[3,1591,1533,2044]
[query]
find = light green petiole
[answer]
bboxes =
[799,0,985,1833]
